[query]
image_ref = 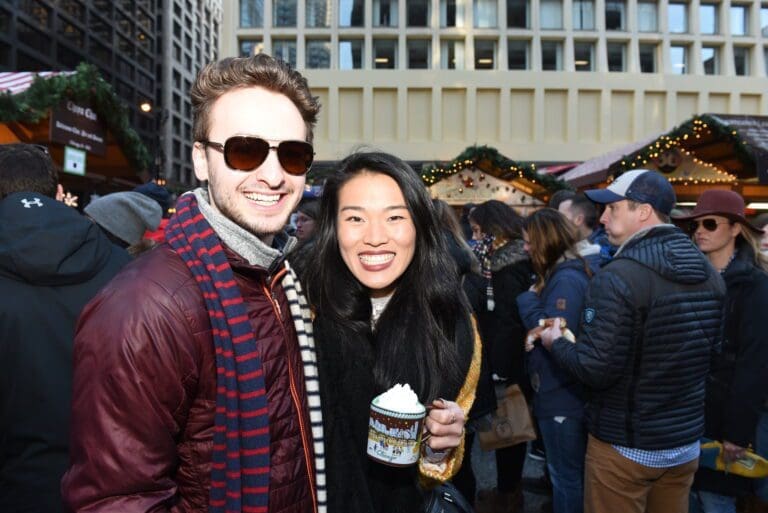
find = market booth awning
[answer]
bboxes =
[0,63,151,193]
[559,114,768,204]
[421,145,571,213]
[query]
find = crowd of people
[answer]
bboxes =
[1,52,768,513]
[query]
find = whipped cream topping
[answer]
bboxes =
[374,383,424,414]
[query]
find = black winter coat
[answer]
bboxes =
[550,225,725,449]
[0,192,130,513]
[695,243,768,497]
[473,240,533,385]
[314,312,475,513]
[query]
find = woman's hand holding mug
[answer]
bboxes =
[423,399,465,451]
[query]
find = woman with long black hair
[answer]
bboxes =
[304,152,480,513]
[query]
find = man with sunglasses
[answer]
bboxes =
[675,190,768,513]
[539,169,725,513]
[63,55,326,513]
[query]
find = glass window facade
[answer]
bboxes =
[306,39,331,68]
[441,39,465,69]
[272,38,297,66]
[639,43,657,72]
[607,42,625,70]
[273,0,296,27]
[670,44,688,73]
[700,3,718,34]
[441,0,465,27]
[239,38,264,57]
[339,38,363,68]
[668,3,688,33]
[240,0,263,27]
[762,5,768,36]
[542,40,563,70]
[373,38,397,68]
[339,0,364,26]
[373,0,397,26]
[575,41,595,70]
[605,0,626,29]
[734,46,749,74]
[573,0,595,30]
[408,39,430,68]
[507,0,529,28]
[731,5,748,35]
[408,0,430,26]
[508,39,529,69]
[702,46,718,74]
[475,39,497,68]
[541,0,563,28]
[474,0,498,27]
[306,0,330,27]
[637,1,658,31]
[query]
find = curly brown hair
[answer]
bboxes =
[191,54,321,143]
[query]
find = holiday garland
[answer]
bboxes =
[0,62,151,173]
[421,145,572,193]
[613,114,757,180]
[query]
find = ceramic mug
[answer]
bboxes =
[366,399,427,467]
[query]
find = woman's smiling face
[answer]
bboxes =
[336,171,416,298]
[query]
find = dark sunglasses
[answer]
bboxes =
[689,219,732,233]
[199,136,314,175]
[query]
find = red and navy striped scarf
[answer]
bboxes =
[166,193,270,513]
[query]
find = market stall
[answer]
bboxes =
[0,63,151,196]
[421,145,571,214]
[560,114,768,205]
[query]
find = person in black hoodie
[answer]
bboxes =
[0,143,130,513]
[675,190,768,513]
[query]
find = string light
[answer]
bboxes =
[614,115,751,186]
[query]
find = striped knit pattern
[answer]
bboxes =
[166,194,270,513]
[281,265,327,513]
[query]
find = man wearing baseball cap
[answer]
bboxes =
[540,169,726,513]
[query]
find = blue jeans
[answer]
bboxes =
[538,416,587,513]
[755,412,768,501]
[689,489,736,513]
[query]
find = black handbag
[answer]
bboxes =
[423,482,474,513]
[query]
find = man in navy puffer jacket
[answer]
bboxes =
[541,170,725,513]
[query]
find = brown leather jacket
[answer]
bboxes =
[61,244,316,513]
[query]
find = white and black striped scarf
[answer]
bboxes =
[282,263,327,513]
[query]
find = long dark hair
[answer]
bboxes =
[524,208,591,292]
[305,152,468,402]
[469,200,523,242]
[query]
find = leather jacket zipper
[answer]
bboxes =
[262,268,318,513]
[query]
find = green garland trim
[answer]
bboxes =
[614,114,755,178]
[421,145,572,193]
[0,62,151,173]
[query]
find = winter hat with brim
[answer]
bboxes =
[585,169,676,216]
[672,189,762,234]
[84,191,162,245]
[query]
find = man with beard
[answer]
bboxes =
[62,54,326,513]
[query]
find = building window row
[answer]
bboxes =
[240,0,768,36]
[241,35,767,75]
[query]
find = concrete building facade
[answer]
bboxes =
[221,0,768,168]
[157,0,222,186]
